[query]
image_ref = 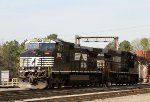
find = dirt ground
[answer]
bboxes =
[86,93,150,102]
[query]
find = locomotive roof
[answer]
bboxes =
[75,45,94,51]
[25,38,74,45]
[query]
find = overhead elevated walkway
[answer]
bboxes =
[0,78,19,87]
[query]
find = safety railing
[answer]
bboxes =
[0,78,19,87]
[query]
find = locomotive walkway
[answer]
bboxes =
[0,84,150,102]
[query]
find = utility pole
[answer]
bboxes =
[75,35,119,51]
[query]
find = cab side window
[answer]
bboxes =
[58,44,63,52]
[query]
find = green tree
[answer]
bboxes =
[140,38,150,50]
[119,40,132,52]
[20,40,26,51]
[46,34,58,40]
[105,41,115,50]
[0,45,4,69]
[2,40,21,74]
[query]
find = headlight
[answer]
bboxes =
[31,69,35,72]
[38,67,41,70]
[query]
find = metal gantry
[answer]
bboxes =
[75,35,119,51]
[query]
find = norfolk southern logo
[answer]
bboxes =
[31,58,36,66]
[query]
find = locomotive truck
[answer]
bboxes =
[19,38,139,89]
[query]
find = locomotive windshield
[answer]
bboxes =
[25,43,39,50]
[39,43,55,50]
[25,43,55,50]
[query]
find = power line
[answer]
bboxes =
[99,24,150,32]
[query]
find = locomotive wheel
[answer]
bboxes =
[19,80,48,89]
[58,83,62,88]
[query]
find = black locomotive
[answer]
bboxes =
[19,38,139,89]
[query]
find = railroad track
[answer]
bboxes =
[0,84,150,102]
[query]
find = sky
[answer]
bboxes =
[0,0,150,47]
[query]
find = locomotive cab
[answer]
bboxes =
[19,38,57,89]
